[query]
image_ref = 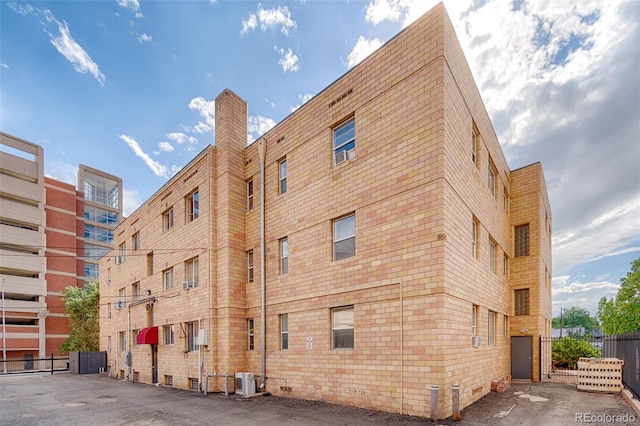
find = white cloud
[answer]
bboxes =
[247,115,276,143]
[117,0,143,18]
[7,3,35,15]
[289,93,313,112]
[166,132,198,145]
[241,4,297,36]
[119,134,169,178]
[275,47,299,72]
[346,36,383,68]
[552,275,621,315]
[241,14,258,34]
[0,63,8,69]
[136,33,152,43]
[42,10,105,85]
[44,160,77,186]
[122,188,142,217]
[188,97,216,134]
[158,141,174,152]
[365,0,433,27]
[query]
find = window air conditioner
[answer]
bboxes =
[183,281,195,290]
[235,372,256,396]
[334,150,348,165]
[472,336,481,347]
[115,301,125,310]
[114,255,125,264]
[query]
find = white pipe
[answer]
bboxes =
[127,304,131,381]
[258,139,266,389]
[2,278,6,374]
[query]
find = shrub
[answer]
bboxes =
[551,337,601,369]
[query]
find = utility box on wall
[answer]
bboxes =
[69,351,108,374]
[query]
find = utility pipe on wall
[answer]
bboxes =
[258,139,266,389]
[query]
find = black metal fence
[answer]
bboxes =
[602,332,640,398]
[0,354,69,375]
[540,335,603,382]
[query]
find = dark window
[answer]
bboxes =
[515,289,530,316]
[332,306,354,349]
[333,214,355,260]
[280,314,288,350]
[515,224,530,257]
[248,319,255,351]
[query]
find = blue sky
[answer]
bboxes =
[1,0,639,318]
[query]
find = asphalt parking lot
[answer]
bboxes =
[0,373,637,425]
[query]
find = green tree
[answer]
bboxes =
[597,257,640,334]
[552,306,599,335]
[60,282,100,352]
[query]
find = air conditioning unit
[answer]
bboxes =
[235,372,256,396]
[114,300,125,310]
[114,255,125,265]
[334,150,348,165]
[183,281,195,290]
[196,330,208,346]
[472,336,481,347]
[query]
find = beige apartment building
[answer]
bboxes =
[99,4,551,419]
[1,132,122,366]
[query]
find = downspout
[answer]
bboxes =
[400,279,404,415]
[127,304,131,381]
[258,139,266,389]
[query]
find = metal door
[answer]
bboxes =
[24,354,34,370]
[151,345,158,384]
[511,336,532,380]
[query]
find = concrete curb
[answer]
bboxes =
[621,388,640,417]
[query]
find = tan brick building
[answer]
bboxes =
[99,4,551,419]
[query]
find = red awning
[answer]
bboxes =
[136,326,158,345]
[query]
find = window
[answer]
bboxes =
[332,306,354,349]
[333,118,355,164]
[132,232,140,250]
[247,319,255,351]
[280,314,288,350]
[163,325,174,345]
[503,253,509,276]
[163,208,174,231]
[489,239,496,273]
[515,289,530,316]
[186,190,199,223]
[247,180,254,211]
[472,218,479,259]
[119,331,126,352]
[280,237,288,274]
[247,250,254,283]
[147,252,153,276]
[488,312,496,346]
[132,282,140,301]
[488,162,496,196]
[119,243,126,260]
[515,224,530,257]
[503,187,509,211]
[333,214,355,261]
[118,287,126,309]
[107,303,111,319]
[163,268,174,290]
[133,329,139,347]
[279,159,287,194]
[472,123,480,165]
[504,315,508,338]
[186,321,198,352]
[185,257,199,287]
[471,305,477,337]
